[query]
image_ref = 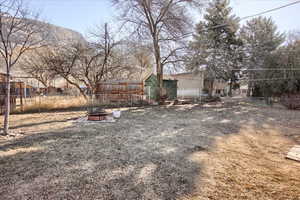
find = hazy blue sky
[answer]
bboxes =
[27,0,300,35]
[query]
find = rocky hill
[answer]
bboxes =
[0,20,86,76]
[43,22,86,45]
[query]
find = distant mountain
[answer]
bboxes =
[5,17,87,46]
[0,20,87,75]
[43,22,87,45]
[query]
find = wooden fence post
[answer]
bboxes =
[20,82,24,112]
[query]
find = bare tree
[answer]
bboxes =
[44,23,124,98]
[132,45,152,78]
[21,48,56,88]
[0,0,48,135]
[41,44,89,99]
[112,0,203,102]
[88,23,124,86]
[122,41,153,79]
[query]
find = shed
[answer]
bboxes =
[170,72,204,98]
[144,74,177,100]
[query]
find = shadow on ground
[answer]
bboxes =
[0,100,299,200]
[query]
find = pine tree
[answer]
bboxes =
[240,17,285,97]
[188,0,243,96]
[262,39,300,97]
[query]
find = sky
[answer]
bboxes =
[26,0,300,36]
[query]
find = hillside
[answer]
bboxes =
[43,22,86,45]
[0,20,86,76]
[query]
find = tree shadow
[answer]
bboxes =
[1,100,299,199]
[8,117,79,130]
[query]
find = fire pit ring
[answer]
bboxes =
[87,111,110,121]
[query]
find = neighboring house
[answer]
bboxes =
[204,78,228,96]
[0,73,5,82]
[0,71,39,96]
[239,84,249,97]
[214,79,228,96]
[14,82,36,98]
[0,72,11,82]
[169,72,205,98]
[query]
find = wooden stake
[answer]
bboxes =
[20,82,24,112]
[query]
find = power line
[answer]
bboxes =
[246,78,299,81]
[240,0,300,21]
[242,69,300,71]
[203,0,300,31]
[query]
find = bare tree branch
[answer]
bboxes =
[0,0,49,135]
[112,0,203,102]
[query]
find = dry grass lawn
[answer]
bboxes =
[16,96,87,113]
[0,99,299,200]
[185,125,300,200]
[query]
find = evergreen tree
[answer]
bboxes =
[240,16,285,97]
[262,40,300,97]
[188,0,243,96]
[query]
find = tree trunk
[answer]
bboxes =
[77,87,88,100]
[247,73,253,97]
[3,71,11,135]
[208,79,214,97]
[157,63,163,104]
[153,38,163,103]
[63,77,88,100]
[229,79,233,97]
[247,82,252,97]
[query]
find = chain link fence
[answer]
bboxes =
[0,94,86,114]
[0,92,150,114]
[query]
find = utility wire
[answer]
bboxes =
[204,0,300,31]
[242,69,300,71]
[246,78,299,82]
[240,0,300,21]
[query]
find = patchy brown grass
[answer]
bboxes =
[185,125,300,200]
[16,96,87,113]
[0,99,299,199]
[0,111,85,141]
